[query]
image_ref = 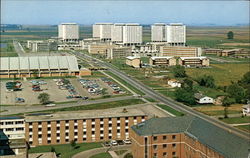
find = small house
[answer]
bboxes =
[168,79,181,88]
[194,93,214,104]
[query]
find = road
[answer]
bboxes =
[0,95,135,115]
[13,41,26,56]
[72,52,249,140]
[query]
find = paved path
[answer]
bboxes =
[231,123,250,126]
[0,95,135,115]
[108,151,119,158]
[13,41,26,56]
[72,145,130,158]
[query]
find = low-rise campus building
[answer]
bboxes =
[194,93,214,104]
[27,40,58,52]
[126,56,141,68]
[106,47,132,59]
[0,117,26,156]
[25,107,147,146]
[131,116,249,158]
[160,46,202,57]
[88,43,117,55]
[179,57,209,67]
[149,56,176,66]
[0,56,81,78]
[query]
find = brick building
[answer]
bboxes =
[179,57,209,67]
[149,57,176,66]
[131,116,249,158]
[160,46,202,57]
[25,107,147,146]
[126,56,141,68]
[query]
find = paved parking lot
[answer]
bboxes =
[0,79,71,105]
[0,77,126,105]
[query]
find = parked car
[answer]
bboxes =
[104,141,111,147]
[15,97,25,103]
[45,104,56,107]
[117,140,124,145]
[110,140,118,146]
[82,96,89,100]
[123,138,131,144]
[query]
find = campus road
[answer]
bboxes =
[72,52,250,140]
[13,41,26,56]
[0,95,135,115]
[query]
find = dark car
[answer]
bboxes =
[82,96,89,100]
[104,141,111,147]
[117,140,124,145]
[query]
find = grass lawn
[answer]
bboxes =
[29,142,102,158]
[235,125,250,132]
[114,150,128,155]
[90,152,112,158]
[156,104,185,116]
[144,97,157,102]
[221,116,250,124]
[186,63,250,86]
[0,52,18,57]
[30,99,145,113]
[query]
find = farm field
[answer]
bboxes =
[186,63,249,86]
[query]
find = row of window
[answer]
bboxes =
[2,127,24,132]
[153,135,176,141]
[153,151,176,157]
[28,116,145,126]
[0,121,24,125]
[153,143,176,150]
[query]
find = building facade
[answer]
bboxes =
[166,23,186,46]
[25,108,147,146]
[93,23,113,41]
[179,57,209,67]
[149,56,176,66]
[122,24,142,45]
[151,23,167,42]
[131,116,249,158]
[160,46,202,57]
[111,23,125,43]
[106,47,132,59]
[126,56,141,68]
[58,23,79,42]
[0,56,80,78]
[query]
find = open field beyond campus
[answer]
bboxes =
[29,142,102,158]
[1,25,249,49]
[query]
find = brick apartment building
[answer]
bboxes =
[179,57,209,67]
[131,116,249,158]
[25,107,147,146]
[149,56,176,66]
[160,46,202,57]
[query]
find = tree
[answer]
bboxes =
[70,140,76,150]
[38,93,50,104]
[172,65,187,78]
[222,96,235,107]
[226,84,245,103]
[227,31,234,39]
[182,78,193,91]
[50,147,56,153]
[224,107,229,118]
[175,88,196,105]
[196,75,215,88]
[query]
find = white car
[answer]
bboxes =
[110,140,118,146]
[123,139,131,144]
[45,104,56,107]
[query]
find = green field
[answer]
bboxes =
[186,63,250,86]
[90,152,112,158]
[236,125,250,132]
[29,142,102,158]
[221,116,250,124]
[156,104,185,116]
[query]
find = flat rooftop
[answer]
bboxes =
[25,106,146,122]
[180,56,207,60]
[151,56,174,60]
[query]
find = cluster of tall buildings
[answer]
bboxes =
[57,22,186,46]
[151,23,186,46]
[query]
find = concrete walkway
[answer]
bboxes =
[108,151,119,158]
[231,123,250,126]
[72,145,130,158]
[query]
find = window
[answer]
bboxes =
[109,124,112,127]
[83,138,86,141]
[91,131,95,135]
[153,136,157,141]
[29,122,32,126]
[29,128,32,132]
[47,121,51,124]
[100,137,104,140]
[163,144,167,148]
[57,133,60,137]
[108,118,112,121]
[16,127,24,131]
[117,129,120,133]
[125,129,129,132]
[117,123,120,126]
[172,144,176,148]
[66,139,69,142]
[100,118,103,121]
[74,126,78,129]
[91,119,95,122]
[66,126,69,130]
[38,128,42,131]
[172,135,176,139]
[16,121,24,124]
[74,120,78,123]
[56,140,60,143]
[125,117,129,120]
[66,133,69,136]
[56,121,60,124]
[117,117,120,120]
[153,145,157,150]
[74,132,78,135]
[92,125,95,128]
[163,152,167,156]
[109,136,112,139]
[66,120,69,123]
[142,116,145,119]
[38,134,42,138]
[133,116,136,119]
[48,127,51,131]
[83,131,86,135]
[163,135,167,140]
[172,152,176,156]
[109,130,112,133]
[38,122,42,125]
[153,153,157,157]
[100,124,104,128]
[57,127,60,130]
[6,128,14,131]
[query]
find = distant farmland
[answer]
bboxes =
[1,25,249,49]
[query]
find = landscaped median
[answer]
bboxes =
[156,104,185,116]
[29,142,102,158]
[90,152,112,158]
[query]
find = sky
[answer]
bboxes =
[1,0,249,26]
